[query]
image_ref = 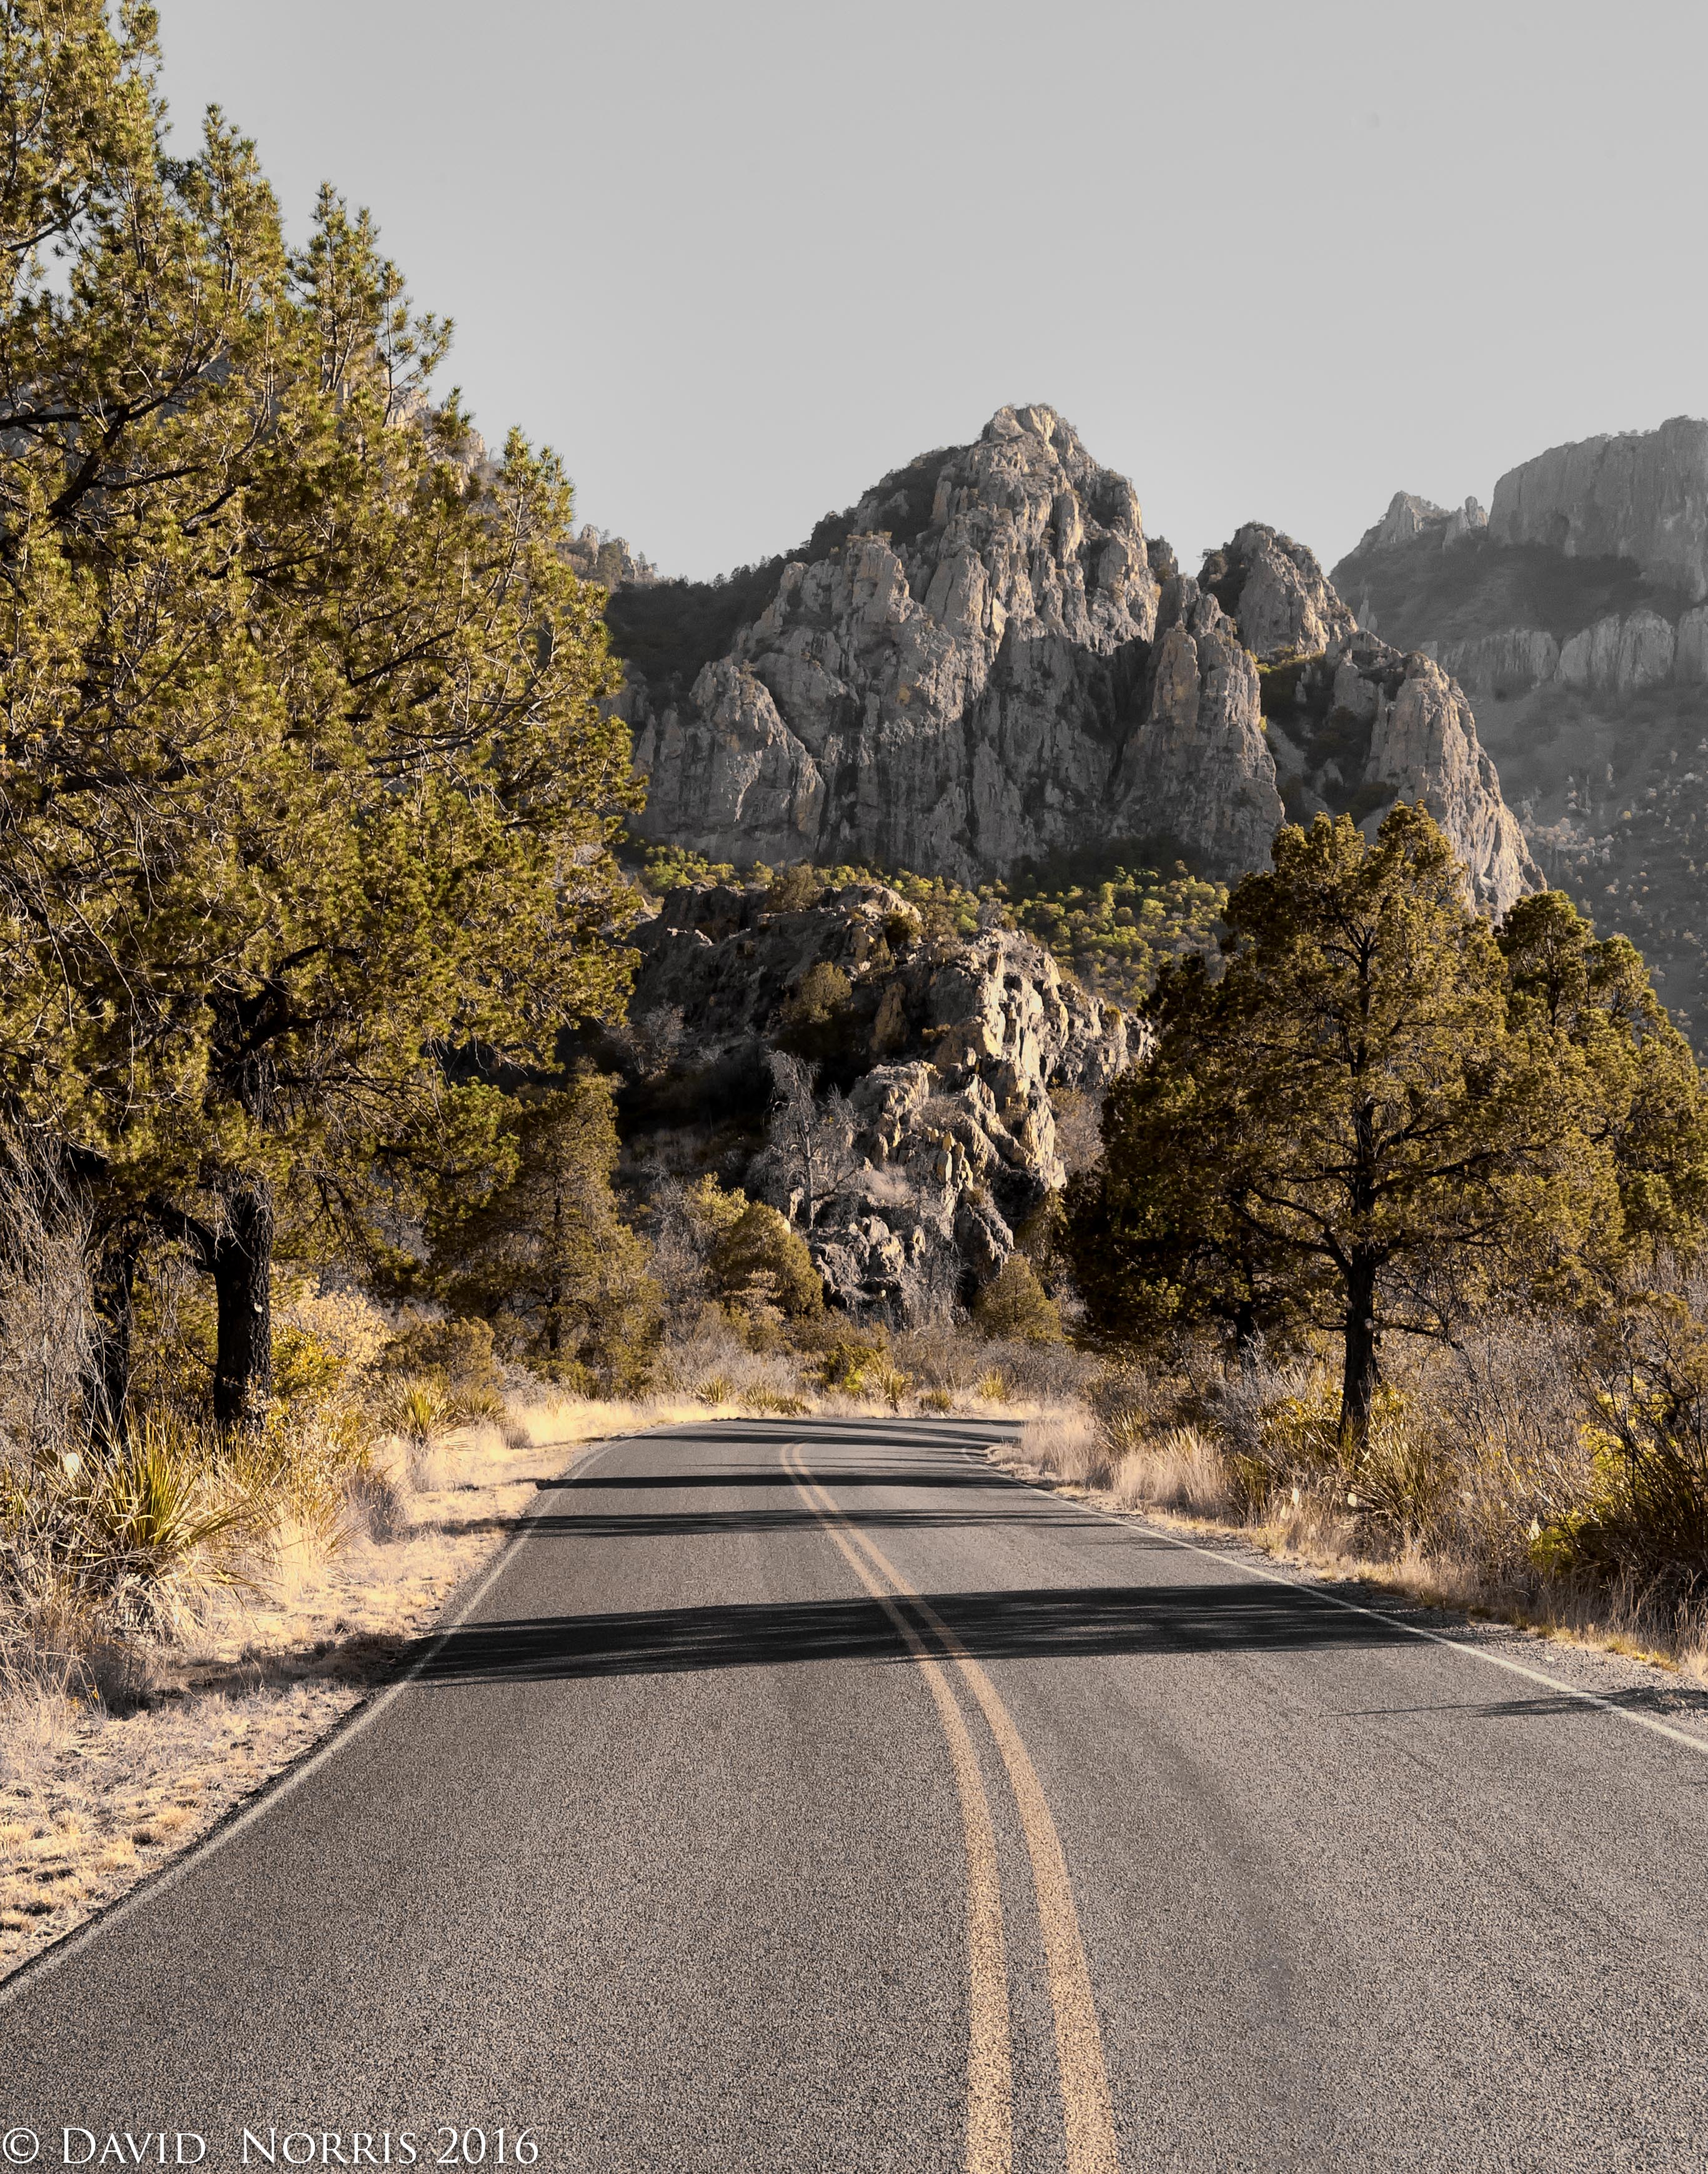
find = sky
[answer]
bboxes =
[153,0,1708,583]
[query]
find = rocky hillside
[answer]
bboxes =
[610,877,1131,1315]
[605,404,1536,917]
[1334,418,1708,1032]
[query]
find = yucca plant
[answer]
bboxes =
[873,1367,911,1412]
[68,1417,269,1634]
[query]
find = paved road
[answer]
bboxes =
[6,1416,1708,2173]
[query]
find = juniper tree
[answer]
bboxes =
[1068,808,1654,1444]
[429,1074,660,1392]
[0,2,641,1426]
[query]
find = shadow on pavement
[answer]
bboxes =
[416,1581,1419,1685]
[531,1506,1061,1538]
[549,1466,1008,1491]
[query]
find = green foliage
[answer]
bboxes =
[1536,1293,1708,1601]
[1070,808,1706,1443]
[1004,866,1226,1013]
[709,1203,824,1320]
[269,1328,349,1414]
[812,1335,890,1394]
[776,960,856,1061]
[0,3,643,1428]
[375,1315,507,1411]
[973,1256,1064,1344]
[765,863,828,913]
[430,1073,662,1392]
[634,847,1221,1011]
[640,843,738,893]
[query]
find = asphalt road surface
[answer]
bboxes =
[6,1416,1708,2173]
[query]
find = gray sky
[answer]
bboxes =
[155,0,1708,582]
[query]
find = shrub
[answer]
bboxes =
[766,863,828,913]
[872,1367,911,1411]
[973,1257,1063,1344]
[814,1336,889,1395]
[710,1203,824,1320]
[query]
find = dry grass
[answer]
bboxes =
[1001,1404,1708,1677]
[0,1401,620,1982]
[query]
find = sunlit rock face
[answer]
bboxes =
[614,405,1534,912]
[1200,525,1539,917]
[624,880,1133,1312]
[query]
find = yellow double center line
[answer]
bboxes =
[783,1443,1118,2174]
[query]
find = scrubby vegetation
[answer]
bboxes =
[636,845,1226,1012]
[1045,805,1708,1659]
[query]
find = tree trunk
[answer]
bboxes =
[91,1236,139,1441]
[212,1186,275,1432]
[1340,1251,1379,1449]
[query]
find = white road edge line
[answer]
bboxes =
[966,1442,1708,1760]
[0,1435,625,2007]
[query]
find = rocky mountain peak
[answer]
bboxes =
[1199,524,1357,661]
[612,406,1539,918]
[1356,492,1490,559]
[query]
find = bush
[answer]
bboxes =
[710,1203,824,1321]
[973,1257,1063,1344]
[813,1336,890,1395]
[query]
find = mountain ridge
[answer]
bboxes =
[600,403,1537,918]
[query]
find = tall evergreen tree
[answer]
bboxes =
[0,2,641,1425]
[429,1074,661,1391]
[1068,809,1691,1442]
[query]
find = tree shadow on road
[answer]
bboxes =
[415,1581,1420,1685]
[529,1505,1061,1537]
[411,1583,1708,1730]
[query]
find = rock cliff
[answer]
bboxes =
[617,878,1132,1313]
[609,406,1535,915]
[1333,415,1708,1035]
[1200,525,1539,913]
[1489,418,1708,604]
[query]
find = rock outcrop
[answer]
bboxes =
[566,525,658,590]
[1200,526,1540,914]
[611,406,1535,913]
[623,405,1166,881]
[1489,417,1708,603]
[622,879,1131,1313]
[1330,415,1708,1036]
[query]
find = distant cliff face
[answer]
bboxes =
[608,405,1536,916]
[1333,415,1708,1036]
[1489,417,1708,605]
[1203,525,1539,915]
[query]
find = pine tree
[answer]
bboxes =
[0,4,641,1425]
[430,1075,661,1392]
[1069,808,1657,1443]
